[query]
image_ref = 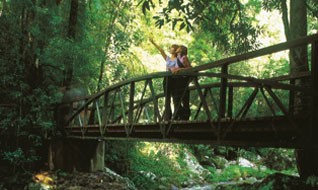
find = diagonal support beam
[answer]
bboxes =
[236,87,259,119]
[193,77,214,128]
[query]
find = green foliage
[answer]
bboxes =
[140,0,263,54]
[206,165,273,183]
[115,143,198,189]
[3,148,38,167]
[257,148,296,171]
[308,0,318,18]
[128,147,175,189]
[306,175,318,187]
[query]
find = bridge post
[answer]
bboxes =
[48,139,105,172]
[219,65,228,118]
[90,140,105,172]
[227,86,233,118]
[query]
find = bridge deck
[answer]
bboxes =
[66,116,310,148]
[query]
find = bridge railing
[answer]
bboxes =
[62,34,317,141]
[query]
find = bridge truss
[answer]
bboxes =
[60,34,318,148]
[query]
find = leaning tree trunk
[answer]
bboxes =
[288,0,318,179]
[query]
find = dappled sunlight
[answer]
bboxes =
[138,142,180,161]
[256,10,286,47]
[230,50,290,79]
[32,172,56,189]
[131,46,166,72]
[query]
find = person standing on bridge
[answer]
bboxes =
[149,38,179,120]
[173,45,192,120]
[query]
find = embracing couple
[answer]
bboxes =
[150,38,192,121]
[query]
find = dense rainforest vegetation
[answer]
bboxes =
[1,0,318,189]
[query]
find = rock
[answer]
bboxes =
[211,156,228,169]
[160,177,168,183]
[245,177,258,184]
[181,185,213,190]
[158,185,167,189]
[182,181,188,187]
[216,169,222,174]
[68,186,82,190]
[237,157,255,168]
[254,173,307,190]
[138,170,157,181]
[171,184,179,190]
[28,168,138,190]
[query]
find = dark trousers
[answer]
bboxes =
[163,76,190,120]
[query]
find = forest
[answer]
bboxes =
[1,0,318,189]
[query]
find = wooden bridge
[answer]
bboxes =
[60,34,318,149]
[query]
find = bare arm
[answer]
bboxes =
[182,56,191,69]
[171,56,192,74]
[149,38,167,60]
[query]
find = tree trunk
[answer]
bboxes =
[288,0,318,179]
[96,0,124,92]
[289,0,308,74]
[67,0,78,39]
[63,0,79,87]
[289,0,309,116]
[1,0,7,16]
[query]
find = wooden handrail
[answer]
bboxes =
[189,33,318,72]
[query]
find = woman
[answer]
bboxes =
[149,38,179,120]
[173,45,191,120]
[172,45,191,73]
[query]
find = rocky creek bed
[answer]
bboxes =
[26,168,318,190]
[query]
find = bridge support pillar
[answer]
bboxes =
[48,139,105,172]
[90,140,105,172]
